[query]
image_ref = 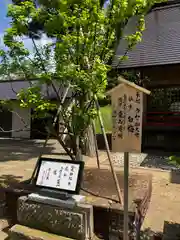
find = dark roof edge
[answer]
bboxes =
[152,0,180,9]
[0,78,39,84]
[0,78,60,84]
[113,62,180,70]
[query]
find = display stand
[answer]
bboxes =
[19,158,94,240]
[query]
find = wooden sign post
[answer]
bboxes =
[108,77,150,240]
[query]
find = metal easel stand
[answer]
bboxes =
[94,95,124,206]
[30,85,70,183]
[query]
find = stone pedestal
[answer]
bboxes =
[17,196,94,240]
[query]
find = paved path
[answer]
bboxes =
[104,152,178,170]
[0,139,180,235]
[0,138,177,169]
[125,167,180,233]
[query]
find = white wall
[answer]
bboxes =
[0,80,72,100]
[12,104,31,139]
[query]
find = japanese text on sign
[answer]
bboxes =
[111,84,143,153]
[112,94,128,141]
[36,161,80,191]
[127,91,141,139]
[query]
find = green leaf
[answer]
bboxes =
[2,0,164,156]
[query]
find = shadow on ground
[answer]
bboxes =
[140,221,180,240]
[0,174,24,201]
[161,221,180,240]
[0,139,65,162]
[140,152,178,170]
[140,228,162,240]
[141,152,180,184]
[0,174,23,188]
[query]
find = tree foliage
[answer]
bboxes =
[1,0,163,158]
[108,69,150,89]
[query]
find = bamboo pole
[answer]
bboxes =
[94,95,123,205]
[92,120,100,169]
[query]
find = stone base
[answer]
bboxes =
[0,231,8,240]
[9,224,73,240]
[0,169,152,239]
[17,196,94,240]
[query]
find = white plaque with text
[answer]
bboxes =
[36,159,84,193]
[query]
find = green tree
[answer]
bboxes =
[1,0,163,160]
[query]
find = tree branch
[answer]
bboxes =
[0,125,29,133]
[31,37,61,102]
[55,134,75,161]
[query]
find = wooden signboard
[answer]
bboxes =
[108,78,150,153]
[107,78,151,240]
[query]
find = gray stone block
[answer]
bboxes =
[9,224,73,240]
[17,196,94,240]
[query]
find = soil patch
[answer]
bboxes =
[82,168,151,211]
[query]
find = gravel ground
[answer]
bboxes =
[110,153,179,170]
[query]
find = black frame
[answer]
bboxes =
[35,157,84,194]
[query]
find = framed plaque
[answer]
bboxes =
[35,158,84,194]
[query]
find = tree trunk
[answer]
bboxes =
[82,125,96,157]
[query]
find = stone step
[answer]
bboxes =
[9,224,74,240]
[17,196,94,240]
[0,218,11,231]
[0,231,8,240]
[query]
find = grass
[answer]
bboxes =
[95,105,112,134]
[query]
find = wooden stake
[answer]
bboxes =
[92,120,100,169]
[94,95,123,205]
